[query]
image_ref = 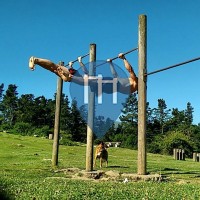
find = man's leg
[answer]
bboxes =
[29,57,59,73]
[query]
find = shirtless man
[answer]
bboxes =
[29,53,138,93]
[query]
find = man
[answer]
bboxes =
[29,53,138,94]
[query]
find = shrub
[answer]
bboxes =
[161,131,194,157]
[59,131,78,146]
[147,135,163,154]
[33,126,51,137]
[13,122,32,135]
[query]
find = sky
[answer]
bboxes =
[1,0,200,124]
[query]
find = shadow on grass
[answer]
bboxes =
[160,168,200,176]
[108,165,129,169]
[0,185,13,200]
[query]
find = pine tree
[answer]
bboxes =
[2,84,18,126]
[170,108,185,128]
[32,96,48,127]
[16,94,35,123]
[69,99,87,142]
[60,94,71,131]
[117,93,138,148]
[119,93,138,124]
[184,102,193,126]
[0,83,4,101]
[153,99,171,134]
[0,83,4,125]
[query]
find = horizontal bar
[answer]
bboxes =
[110,47,138,61]
[96,47,138,68]
[65,53,89,67]
[146,56,200,76]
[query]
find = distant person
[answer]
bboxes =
[29,53,138,94]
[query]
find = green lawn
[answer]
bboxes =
[0,132,200,199]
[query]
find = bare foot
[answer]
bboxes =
[29,56,35,70]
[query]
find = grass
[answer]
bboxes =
[0,132,200,199]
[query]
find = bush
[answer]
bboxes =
[147,135,163,154]
[0,123,12,132]
[59,131,78,146]
[33,126,52,137]
[161,131,194,157]
[13,122,32,135]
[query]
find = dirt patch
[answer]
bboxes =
[51,168,166,182]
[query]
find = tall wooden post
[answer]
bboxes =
[52,62,63,167]
[86,44,96,171]
[138,15,147,175]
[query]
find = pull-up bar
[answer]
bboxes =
[146,56,200,76]
[64,53,89,67]
[96,47,138,68]
[109,47,138,62]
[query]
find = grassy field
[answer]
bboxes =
[0,132,200,199]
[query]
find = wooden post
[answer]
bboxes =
[193,153,197,162]
[86,44,96,171]
[178,149,181,160]
[197,153,200,162]
[138,15,147,175]
[52,62,63,167]
[173,148,177,160]
[182,149,185,160]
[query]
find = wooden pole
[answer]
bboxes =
[86,44,96,172]
[52,62,63,167]
[138,15,147,175]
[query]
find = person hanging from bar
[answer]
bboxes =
[29,53,138,94]
[108,53,138,93]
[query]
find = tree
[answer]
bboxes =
[94,116,114,139]
[153,99,171,134]
[45,98,55,129]
[69,99,87,142]
[0,84,4,125]
[32,96,49,127]
[79,104,87,123]
[118,93,138,148]
[161,131,193,157]
[103,123,116,142]
[170,108,185,128]
[60,94,71,131]
[146,102,158,143]
[16,94,35,124]
[120,93,138,124]
[0,83,4,101]
[1,84,18,126]
[184,102,193,126]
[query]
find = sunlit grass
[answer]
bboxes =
[0,132,200,199]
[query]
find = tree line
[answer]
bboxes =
[0,83,200,157]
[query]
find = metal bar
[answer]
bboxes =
[64,53,89,67]
[95,47,138,68]
[110,47,138,61]
[146,57,200,76]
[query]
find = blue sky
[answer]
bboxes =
[1,0,200,124]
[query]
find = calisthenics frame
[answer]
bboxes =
[52,15,147,175]
[52,19,144,172]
